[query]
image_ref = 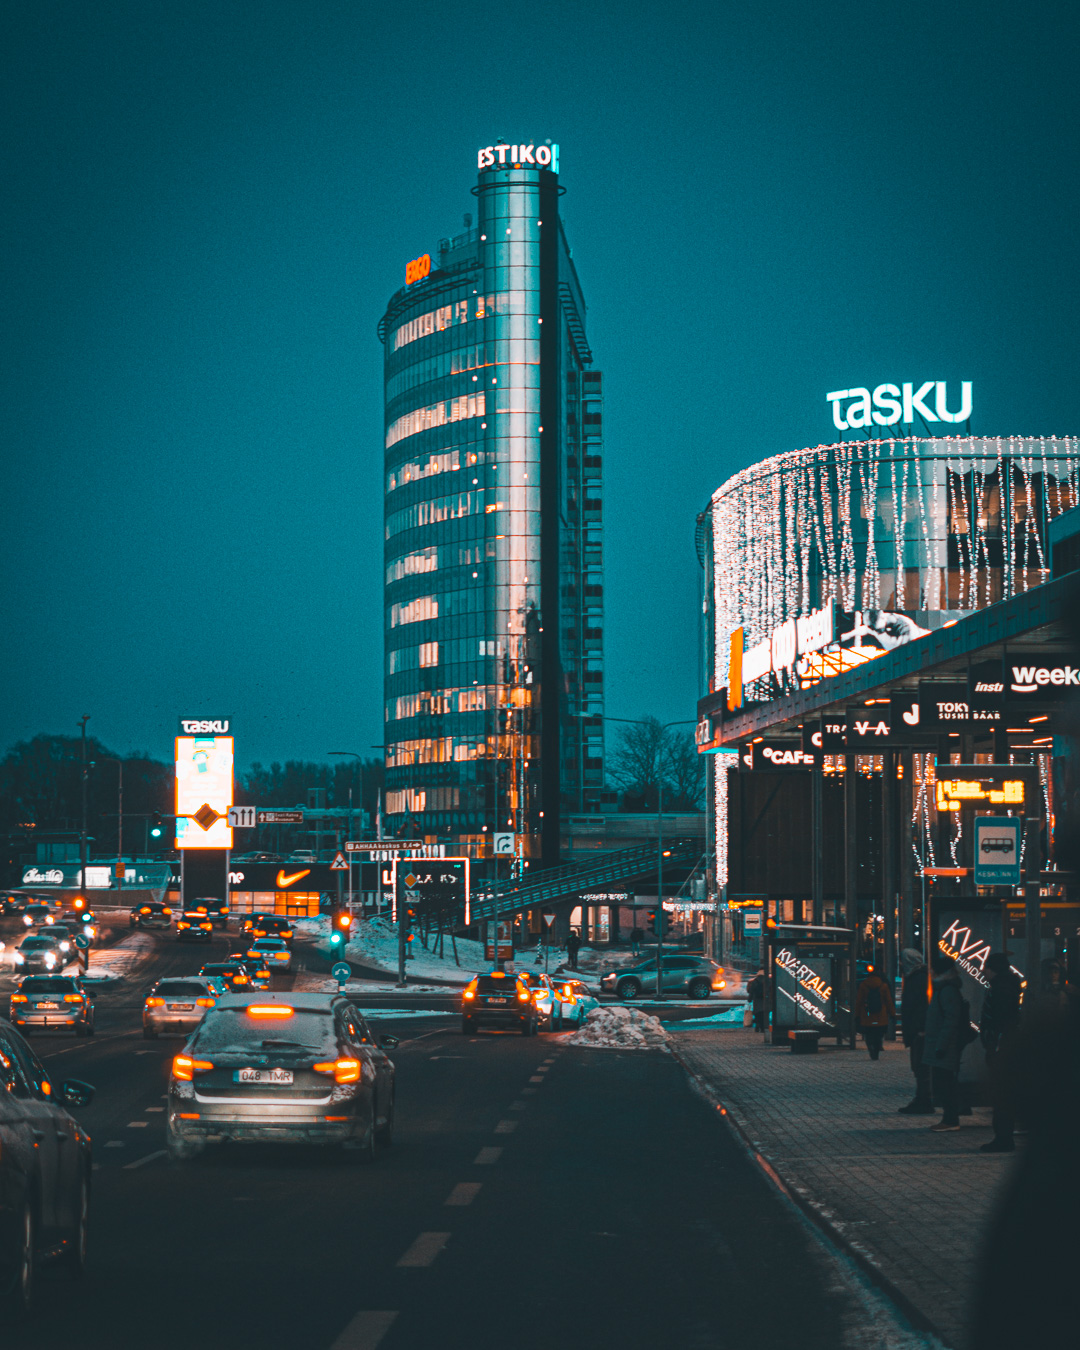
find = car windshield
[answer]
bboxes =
[253,940,284,949]
[21,977,79,993]
[22,937,57,949]
[156,981,209,997]
[200,965,233,975]
[189,1008,337,1056]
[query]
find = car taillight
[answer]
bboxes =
[517,991,529,1002]
[64,994,83,1003]
[313,1058,361,1084]
[196,997,216,1007]
[162,907,173,916]
[177,923,190,929]
[172,1056,213,1081]
[463,990,475,1000]
[10,994,27,1003]
[233,975,249,985]
[145,997,165,1007]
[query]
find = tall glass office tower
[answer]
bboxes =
[379,141,604,865]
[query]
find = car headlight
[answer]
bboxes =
[60,941,71,952]
[44,954,56,967]
[14,954,24,964]
[23,916,32,926]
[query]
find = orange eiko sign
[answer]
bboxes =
[405,254,431,285]
[727,628,744,712]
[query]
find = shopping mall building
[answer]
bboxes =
[379,142,604,864]
[695,429,1080,1017]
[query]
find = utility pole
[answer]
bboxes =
[78,716,90,899]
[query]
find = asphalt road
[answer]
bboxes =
[2,923,859,1350]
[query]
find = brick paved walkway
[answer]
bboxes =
[673,1027,1017,1349]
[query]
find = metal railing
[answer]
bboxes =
[471,838,704,922]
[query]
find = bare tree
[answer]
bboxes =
[664,730,705,810]
[608,718,704,812]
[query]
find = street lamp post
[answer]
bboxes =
[78,716,90,899]
[98,758,124,891]
[576,714,696,999]
[328,752,364,913]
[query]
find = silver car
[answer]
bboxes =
[166,992,397,1161]
[143,977,220,1039]
[13,934,65,974]
[600,954,728,1001]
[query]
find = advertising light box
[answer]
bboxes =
[175,736,234,849]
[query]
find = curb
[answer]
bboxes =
[669,1041,954,1349]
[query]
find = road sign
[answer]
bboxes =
[974,816,1022,886]
[743,910,762,933]
[73,933,90,950]
[228,806,257,828]
[542,911,556,927]
[493,832,515,854]
[346,840,422,853]
[331,961,351,987]
[330,852,348,871]
[258,810,305,824]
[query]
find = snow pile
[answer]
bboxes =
[674,1003,749,1028]
[564,1004,670,1051]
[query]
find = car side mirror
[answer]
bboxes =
[379,1034,399,1050]
[60,1079,95,1109]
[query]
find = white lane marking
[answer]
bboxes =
[104,1141,124,1148]
[127,1121,149,1128]
[508,1100,527,1110]
[494,1120,518,1134]
[521,1088,537,1095]
[145,1106,164,1113]
[136,1050,157,1056]
[329,1309,398,1350]
[474,1146,502,1165]
[124,1150,167,1170]
[445,1182,481,1206]
[396,1232,450,1267]
[528,1075,544,1083]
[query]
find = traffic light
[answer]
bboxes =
[646,908,672,939]
[329,910,352,949]
[404,905,417,946]
[150,812,163,838]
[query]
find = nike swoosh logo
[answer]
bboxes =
[275,869,311,888]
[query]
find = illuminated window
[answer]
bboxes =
[390,595,438,627]
[386,393,486,450]
[387,547,438,583]
[387,450,461,494]
[419,642,438,667]
[391,295,501,352]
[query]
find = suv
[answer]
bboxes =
[10,976,95,1036]
[0,1018,95,1313]
[22,903,56,930]
[243,914,295,945]
[143,978,219,1038]
[600,955,727,1001]
[12,935,64,975]
[190,898,229,927]
[165,993,397,1161]
[130,902,173,929]
[461,972,540,1036]
[176,912,214,943]
[515,972,557,1030]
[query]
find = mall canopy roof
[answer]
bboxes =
[698,571,1078,745]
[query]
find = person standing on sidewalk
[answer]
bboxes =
[978,952,1022,1153]
[898,947,933,1114]
[855,964,894,1059]
[746,969,766,1031]
[629,926,644,957]
[566,928,581,971]
[923,953,970,1132]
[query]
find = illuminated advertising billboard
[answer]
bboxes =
[175,736,234,849]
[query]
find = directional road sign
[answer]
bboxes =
[228,806,257,828]
[258,810,305,824]
[493,833,515,854]
[73,933,90,950]
[331,961,351,987]
[345,840,422,853]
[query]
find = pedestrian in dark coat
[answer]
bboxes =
[922,953,969,1131]
[629,926,644,957]
[855,966,895,1059]
[566,929,581,971]
[898,947,933,1113]
[746,970,766,1031]
[979,952,1022,1152]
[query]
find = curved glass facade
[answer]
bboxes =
[705,436,1080,699]
[380,149,604,861]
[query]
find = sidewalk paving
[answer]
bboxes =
[673,1027,1016,1349]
